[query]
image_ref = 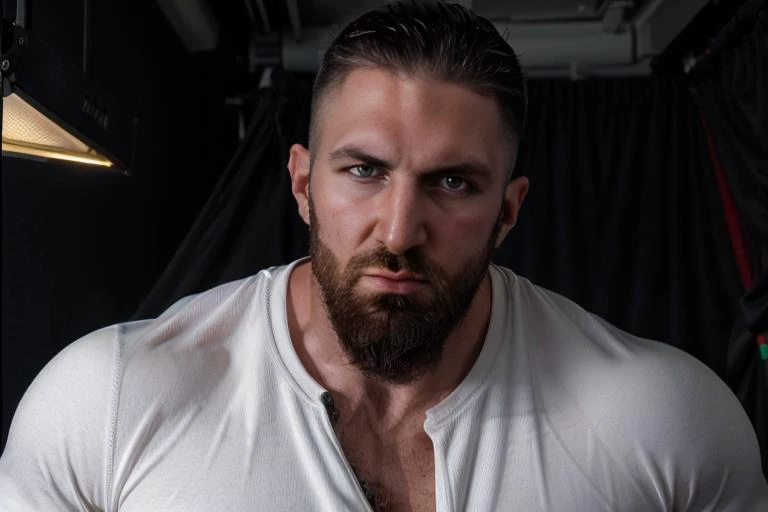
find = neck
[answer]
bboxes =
[286,260,492,429]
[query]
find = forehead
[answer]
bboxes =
[314,68,513,176]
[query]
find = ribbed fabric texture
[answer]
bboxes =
[1,262,766,510]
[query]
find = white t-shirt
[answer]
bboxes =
[1,261,766,511]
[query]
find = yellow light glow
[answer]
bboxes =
[1,140,113,167]
[2,93,114,167]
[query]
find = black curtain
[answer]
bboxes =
[497,78,741,373]
[132,72,759,471]
[688,1,768,475]
[132,71,310,319]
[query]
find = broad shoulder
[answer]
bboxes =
[123,268,286,356]
[3,266,282,457]
[4,324,119,440]
[0,324,120,509]
[116,269,285,404]
[493,268,767,510]
[0,267,292,509]
[570,319,767,510]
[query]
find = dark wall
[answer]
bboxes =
[2,0,238,449]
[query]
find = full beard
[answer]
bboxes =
[309,201,500,385]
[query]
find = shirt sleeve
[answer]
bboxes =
[0,325,119,511]
[658,348,767,512]
[593,329,768,511]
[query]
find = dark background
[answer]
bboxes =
[1,0,238,449]
[1,0,766,475]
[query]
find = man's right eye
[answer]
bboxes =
[348,164,378,178]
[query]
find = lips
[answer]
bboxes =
[359,269,429,293]
[363,270,427,282]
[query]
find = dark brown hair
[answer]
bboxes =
[310,1,527,176]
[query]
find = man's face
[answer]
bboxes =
[289,68,528,383]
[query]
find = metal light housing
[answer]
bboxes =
[2,92,114,167]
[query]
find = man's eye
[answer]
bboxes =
[349,165,378,178]
[439,176,469,191]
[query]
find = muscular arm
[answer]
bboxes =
[0,326,118,511]
[586,324,768,511]
[653,353,767,511]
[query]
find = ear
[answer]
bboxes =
[287,143,312,226]
[495,176,529,248]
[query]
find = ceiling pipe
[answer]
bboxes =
[15,0,27,27]
[498,21,635,68]
[283,21,638,76]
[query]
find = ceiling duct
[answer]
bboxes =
[632,0,708,59]
[497,21,634,70]
[603,1,634,33]
[282,21,637,76]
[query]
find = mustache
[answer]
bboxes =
[345,247,429,277]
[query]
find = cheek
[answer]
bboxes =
[430,207,500,260]
[312,180,372,251]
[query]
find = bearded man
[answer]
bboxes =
[1,1,766,511]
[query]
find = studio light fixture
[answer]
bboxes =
[2,92,114,167]
[1,4,132,172]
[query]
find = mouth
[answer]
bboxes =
[359,269,429,294]
[364,269,427,280]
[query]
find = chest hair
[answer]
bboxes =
[329,400,436,511]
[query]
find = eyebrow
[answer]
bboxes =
[327,145,494,180]
[328,146,393,169]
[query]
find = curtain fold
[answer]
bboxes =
[688,3,768,476]
[132,71,311,319]
[132,72,760,471]
[497,78,741,372]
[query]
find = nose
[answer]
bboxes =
[374,180,428,255]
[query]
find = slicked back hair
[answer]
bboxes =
[309,1,527,178]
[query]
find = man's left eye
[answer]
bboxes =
[439,176,468,191]
[349,165,378,178]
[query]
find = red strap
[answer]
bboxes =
[700,114,766,359]
[700,113,752,288]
